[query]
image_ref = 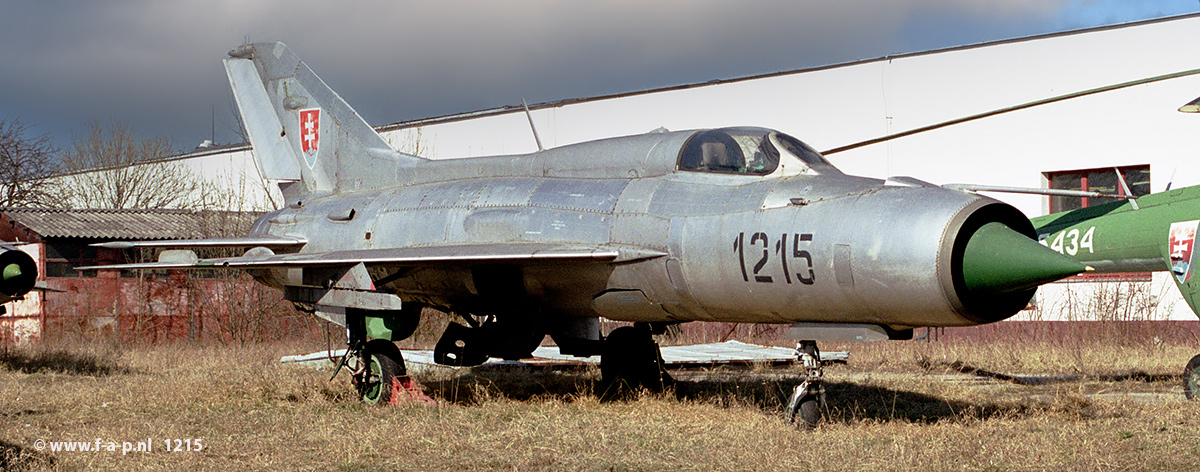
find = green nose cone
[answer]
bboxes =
[962,222,1088,294]
[2,263,22,282]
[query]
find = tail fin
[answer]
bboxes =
[224,42,425,200]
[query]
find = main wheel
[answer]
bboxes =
[358,339,406,405]
[1184,354,1200,400]
[601,326,671,391]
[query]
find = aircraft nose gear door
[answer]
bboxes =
[784,340,825,429]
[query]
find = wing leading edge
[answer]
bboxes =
[91,236,307,250]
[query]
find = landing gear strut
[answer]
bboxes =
[600,323,672,394]
[784,340,825,429]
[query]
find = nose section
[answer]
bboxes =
[960,222,1088,295]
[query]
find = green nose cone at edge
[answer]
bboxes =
[961,222,1089,295]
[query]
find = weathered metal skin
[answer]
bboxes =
[242,124,1032,331]
[651,180,1021,328]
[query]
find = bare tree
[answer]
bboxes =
[386,126,434,157]
[0,119,59,207]
[56,120,199,209]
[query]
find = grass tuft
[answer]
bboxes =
[2,328,1199,470]
[0,348,128,376]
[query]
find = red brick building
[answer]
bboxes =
[0,208,306,347]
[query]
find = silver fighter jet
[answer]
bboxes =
[88,42,1087,428]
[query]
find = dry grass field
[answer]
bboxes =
[3,322,1200,471]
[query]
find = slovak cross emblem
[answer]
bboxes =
[299,108,320,168]
[1169,220,1199,283]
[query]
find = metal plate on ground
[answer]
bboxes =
[280,340,848,370]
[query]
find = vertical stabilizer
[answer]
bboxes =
[224,42,425,199]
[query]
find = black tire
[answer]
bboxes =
[359,339,406,405]
[797,398,820,430]
[601,326,670,391]
[1184,354,1200,400]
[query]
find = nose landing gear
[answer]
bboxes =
[784,340,825,429]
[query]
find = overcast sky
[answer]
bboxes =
[1,0,1196,153]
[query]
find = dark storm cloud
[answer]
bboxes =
[0,0,1194,152]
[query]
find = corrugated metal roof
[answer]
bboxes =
[0,208,261,240]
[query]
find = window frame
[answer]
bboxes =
[1043,164,1150,213]
[1042,164,1151,283]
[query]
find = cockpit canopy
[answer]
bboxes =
[677,127,836,176]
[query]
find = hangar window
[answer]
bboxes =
[1044,165,1151,284]
[45,241,99,278]
[678,128,779,175]
[1044,165,1150,213]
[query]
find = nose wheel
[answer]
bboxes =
[784,340,825,429]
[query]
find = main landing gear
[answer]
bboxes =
[600,323,673,395]
[335,309,435,406]
[784,340,825,429]
[354,339,407,405]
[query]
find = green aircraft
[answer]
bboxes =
[1030,182,1200,398]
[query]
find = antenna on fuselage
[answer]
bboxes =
[522,98,545,152]
[1114,167,1139,210]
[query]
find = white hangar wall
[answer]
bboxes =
[395,15,1200,205]
[368,14,1200,321]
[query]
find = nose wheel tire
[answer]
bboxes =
[784,340,825,430]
